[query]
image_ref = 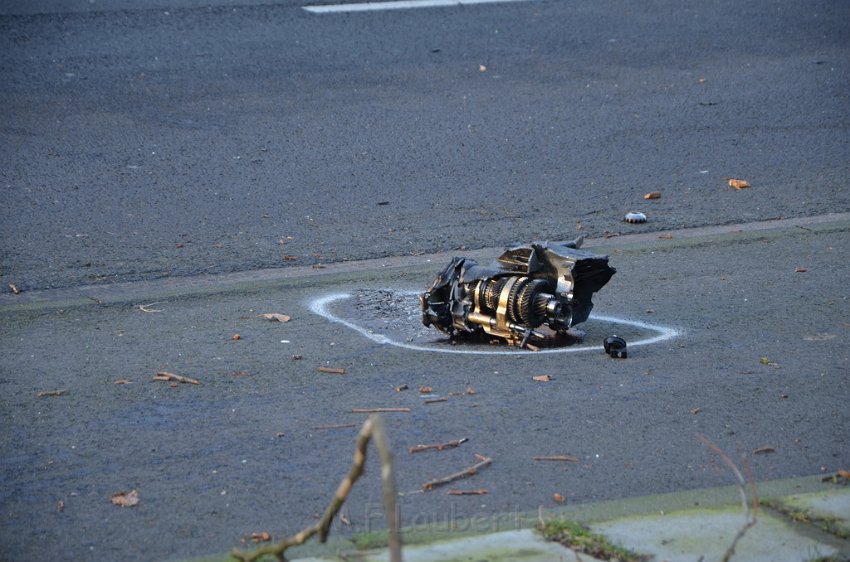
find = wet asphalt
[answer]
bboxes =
[2,0,849,292]
[1,218,848,561]
[1,0,849,560]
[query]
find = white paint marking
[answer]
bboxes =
[309,292,680,355]
[303,0,533,14]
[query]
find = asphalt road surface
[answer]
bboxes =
[1,1,849,561]
[1,0,848,291]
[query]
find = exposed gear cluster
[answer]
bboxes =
[420,239,616,348]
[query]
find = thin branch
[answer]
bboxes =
[696,433,759,562]
[408,438,467,454]
[231,415,402,562]
[352,408,410,414]
[533,455,579,462]
[422,454,492,491]
[138,302,164,313]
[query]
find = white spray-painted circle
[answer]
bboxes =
[309,290,680,355]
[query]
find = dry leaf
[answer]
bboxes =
[465,386,476,395]
[9,283,21,294]
[282,255,298,261]
[250,532,271,543]
[110,490,140,507]
[753,446,776,455]
[231,333,241,340]
[657,234,674,239]
[690,407,702,415]
[419,386,433,394]
[37,389,68,398]
[261,313,291,322]
[644,191,662,200]
[553,493,566,503]
[532,375,552,382]
[728,178,751,190]
[153,372,200,385]
[795,266,807,273]
[838,469,850,480]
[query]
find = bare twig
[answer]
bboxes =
[153,372,200,385]
[408,438,468,454]
[447,489,487,496]
[311,423,357,431]
[352,408,410,414]
[231,415,402,562]
[138,302,164,313]
[533,455,579,462]
[37,389,68,398]
[696,434,759,562]
[424,397,448,404]
[318,367,345,375]
[422,454,492,491]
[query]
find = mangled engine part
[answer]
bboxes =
[420,239,616,348]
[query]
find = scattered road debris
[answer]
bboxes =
[421,240,614,349]
[36,389,68,398]
[759,357,780,367]
[409,438,468,454]
[753,446,776,455]
[276,432,285,438]
[532,374,553,382]
[624,212,647,224]
[57,500,65,513]
[603,335,628,358]
[533,455,579,462]
[795,266,808,273]
[261,313,291,322]
[394,384,409,392]
[352,408,410,414]
[137,302,163,313]
[247,532,271,543]
[424,397,448,404]
[318,366,345,375]
[448,489,487,496]
[422,454,492,491]
[643,191,662,200]
[312,423,357,431]
[728,178,751,190]
[8,283,21,294]
[657,233,674,239]
[690,407,702,415]
[110,490,140,507]
[153,371,200,385]
[553,493,566,503]
[282,255,298,261]
[113,379,132,385]
[291,355,303,360]
[231,333,241,340]
[418,385,433,393]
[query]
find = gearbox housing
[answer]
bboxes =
[420,239,615,348]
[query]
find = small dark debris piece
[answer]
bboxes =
[603,335,627,358]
